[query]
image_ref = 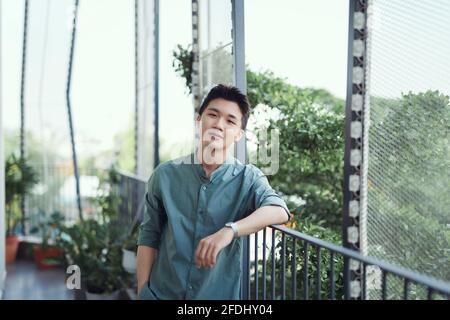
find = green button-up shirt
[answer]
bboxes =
[137,152,290,300]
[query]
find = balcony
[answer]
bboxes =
[5,170,449,300]
[2,0,450,301]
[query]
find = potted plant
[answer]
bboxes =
[53,214,132,299]
[30,210,65,269]
[83,239,128,300]
[5,154,38,263]
[5,209,21,264]
[52,166,133,299]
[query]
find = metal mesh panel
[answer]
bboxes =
[198,0,233,99]
[365,0,450,299]
[11,0,155,231]
[19,0,80,231]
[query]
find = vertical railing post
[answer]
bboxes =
[255,232,259,300]
[191,0,201,112]
[232,0,247,164]
[343,0,356,300]
[262,228,267,300]
[66,0,83,222]
[134,0,139,174]
[271,228,276,299]
[0,0,6,294]
[19,0,30,233]
[343,0,370,300]
[153,0,160,168]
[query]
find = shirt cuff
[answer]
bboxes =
[137,232,161,249]
[260,198,291,223]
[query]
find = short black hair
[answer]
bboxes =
[198,84,251,130]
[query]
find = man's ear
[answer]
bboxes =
[195,113,202,130]
[235,129,244,142]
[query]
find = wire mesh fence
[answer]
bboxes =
[365,0,450,299]
[25,162,103,234]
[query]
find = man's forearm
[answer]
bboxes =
[195,206,290,269]
[234,205,289,237]
[136,246,158,295]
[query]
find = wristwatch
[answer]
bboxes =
[225,222,239,238]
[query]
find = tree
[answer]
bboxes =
[368,91,450,283]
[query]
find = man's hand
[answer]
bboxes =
[194,227,234,269]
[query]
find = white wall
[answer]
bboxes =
[0,0,6,299]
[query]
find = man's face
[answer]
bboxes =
[196,98,244,155]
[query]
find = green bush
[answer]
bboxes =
[247,70,345,230]
[368,90,450,284]
[370,91,450,225]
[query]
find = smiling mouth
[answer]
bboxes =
[210,133,223,140]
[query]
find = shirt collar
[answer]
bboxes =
[190,150,240,183]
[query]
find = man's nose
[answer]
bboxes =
[213,117,225,130]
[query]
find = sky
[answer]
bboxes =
[4,0,448,164]
[245,0,349,99]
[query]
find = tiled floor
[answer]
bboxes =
[3,260,73,300]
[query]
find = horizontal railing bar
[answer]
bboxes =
[271,224,450,296]
[117,169,147,183]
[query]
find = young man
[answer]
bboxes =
[136,84,291,300]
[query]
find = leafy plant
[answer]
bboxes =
[248,93,344,230]
[5,153,39,235]
[122,222,139,252]
[366,90,450,285]
[30,210,65,251]
[52,166,133,294]
[172,44,194,95]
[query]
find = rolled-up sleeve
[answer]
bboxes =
[249,172,291,224]
[137,168,167,249]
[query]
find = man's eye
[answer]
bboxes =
[208,113,217,117]
[228,120,236,125]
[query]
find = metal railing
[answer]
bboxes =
[116,170,450,300]
[243,225,450,300]
[25,167,146,236]
[116,170,147,231]
[25,163,102,234]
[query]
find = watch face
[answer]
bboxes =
[225,222,232,227]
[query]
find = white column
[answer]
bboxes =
[0,0,6,298]
[136,0,155,180]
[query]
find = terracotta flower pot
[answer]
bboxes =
[33,245,63,269]
[5,235,20,264]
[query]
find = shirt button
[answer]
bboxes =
[188,285,193,290]
[202,185,207,190]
